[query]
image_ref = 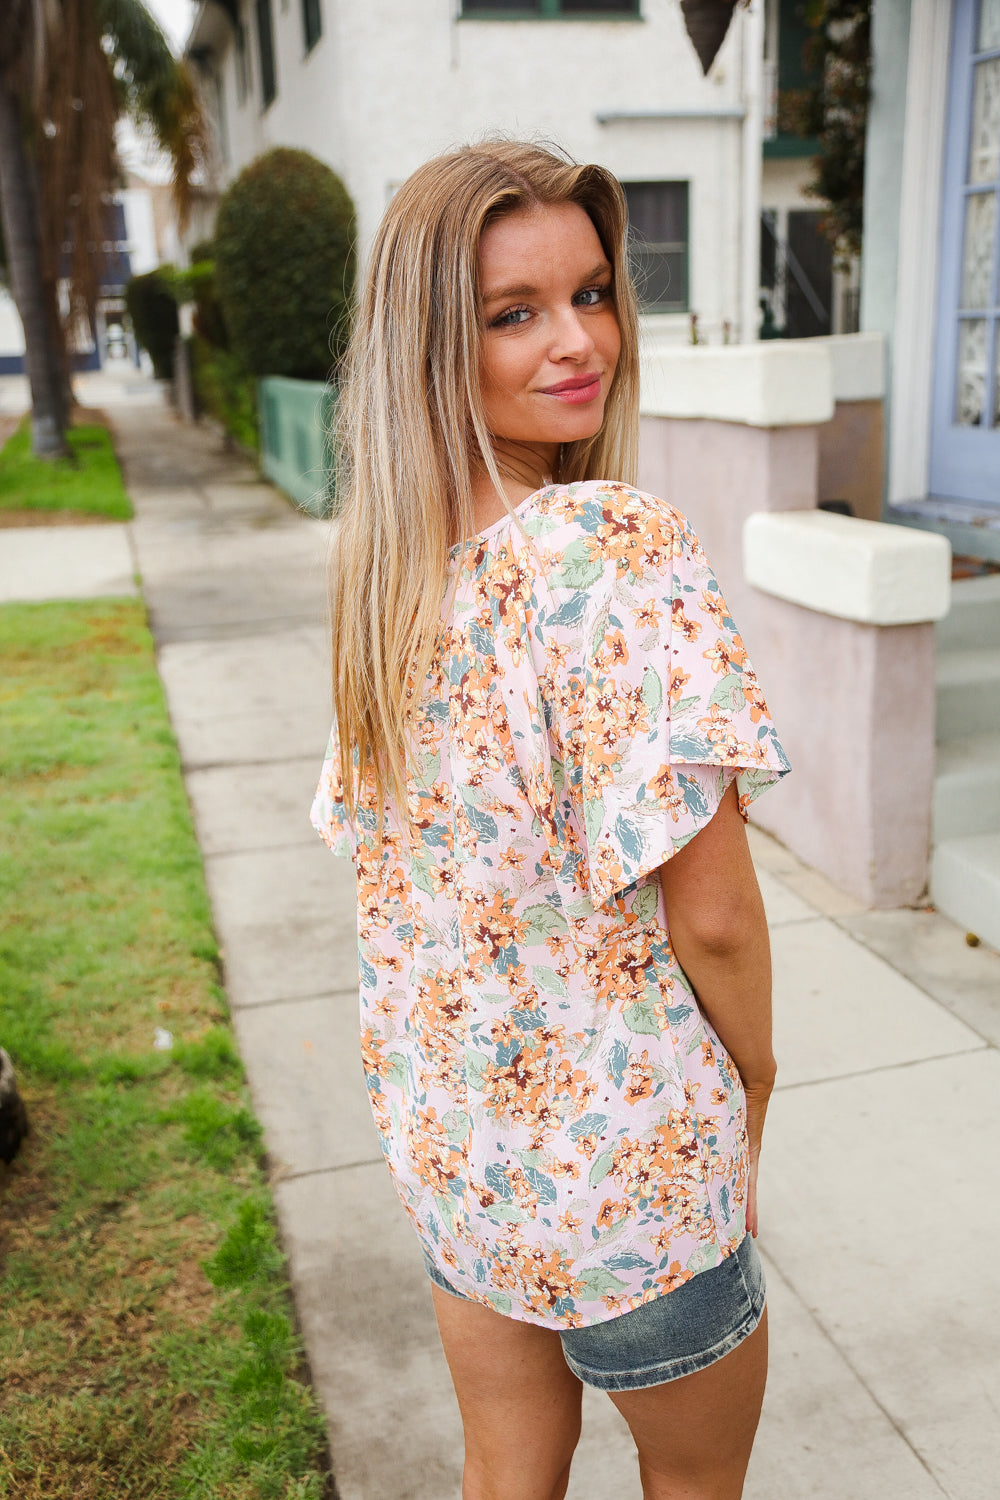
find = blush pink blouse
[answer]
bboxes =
[312,482,789,1328]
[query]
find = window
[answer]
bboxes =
[213,70,229,165]
[302,0,322,52]
[255,0,276,108]
[461,1,638,17]
[235,22,250,105]
[623,182,688,312]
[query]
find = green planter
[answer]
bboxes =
[257,376,335,516]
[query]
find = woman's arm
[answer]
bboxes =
[658,779,775,1236]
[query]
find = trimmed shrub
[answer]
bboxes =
[214,148,356,381]
[124,268,179,379]
[189,335,259,451]
[185,239,229,349]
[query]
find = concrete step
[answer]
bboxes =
[935,648,1000,739]
[930,833,1000,951]
[935,574,1000,653]
[933,732,1000,841]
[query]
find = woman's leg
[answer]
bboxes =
[608,1309,768,1500]
[431,1284,584,1500]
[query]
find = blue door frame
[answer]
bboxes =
[930,0,1000,504]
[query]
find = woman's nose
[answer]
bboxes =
[548,305,596,362]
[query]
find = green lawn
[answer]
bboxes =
[0,420,132,519]
[0,600,330,1500]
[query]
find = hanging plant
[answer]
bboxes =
[780,0,872,260]
[679,0,749,76]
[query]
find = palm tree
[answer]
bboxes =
[0,0,206,458]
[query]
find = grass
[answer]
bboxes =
[0,599,331,1499]
[0,420,132,520]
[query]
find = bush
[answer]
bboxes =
[189,335,259,450]
[179,239,229,349]
[124,268,179,379]
[214,147,356,381]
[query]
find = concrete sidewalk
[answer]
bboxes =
[6,395,999,1498]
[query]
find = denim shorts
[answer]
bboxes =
[424,1232,766,1392]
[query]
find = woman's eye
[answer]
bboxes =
[492,305,531,329]
[575,284,611,308]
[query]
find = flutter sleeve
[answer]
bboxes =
[576,501,790,910]
[310,730,357,859]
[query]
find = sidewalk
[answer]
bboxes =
[6,393,999,1499]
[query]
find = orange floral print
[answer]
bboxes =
[313,482,789,1329]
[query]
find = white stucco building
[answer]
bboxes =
[185,0,841,347]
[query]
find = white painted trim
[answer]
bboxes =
[889,0,952,504]
[639,342,833,426]
[811,332,886,401]
[596,109,746,122]
[743,510,952,624]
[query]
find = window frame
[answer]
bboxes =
[460,1,640,20]
[301,0,322,54]
[234,21,251,106]
[255,0,277,110]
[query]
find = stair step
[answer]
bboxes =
[936,574,1000,653]
[935,648,1000,739]
[933,732,1000,841]
[930,833,1000,951]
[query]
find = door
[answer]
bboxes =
[930,0,1000,503]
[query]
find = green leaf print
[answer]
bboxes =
[485,1201,531,1224]
[672,694,702,717]
[465,1049,494,1092]
[577,1267,629,1299]
[686,1242,722,1274]
[410,858,437,898]
[416,749,441,785]
[588,1147,615,1190]
[522,515,561,536]
[708,674,748,713]
[553,538,604,591]
[442,1109,469,1145]
[631,884,659,923]
[624,999,661,1036]
[522,902,568,940]
[641,666,663,715]
[384,1053,407,1087]
[584,792,605,849]
[532,965,569,999]
[551,757,565,791]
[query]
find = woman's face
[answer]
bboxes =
[478,201,621,454]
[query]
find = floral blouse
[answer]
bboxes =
[311,482,790,1329]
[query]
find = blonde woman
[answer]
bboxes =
[312,141,790,1500]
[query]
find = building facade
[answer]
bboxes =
[187,0,771,345]
[864,0,1000,546]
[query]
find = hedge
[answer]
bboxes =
[213,148,356,382]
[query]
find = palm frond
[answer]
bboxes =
[94,0,209,225]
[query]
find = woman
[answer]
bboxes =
[312,140,790,1500]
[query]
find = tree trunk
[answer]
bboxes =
[0,76,68,457]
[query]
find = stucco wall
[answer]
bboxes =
[639,409,936,907]
[817,399,884,522]
[198,0,758,343]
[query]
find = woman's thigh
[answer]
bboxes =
[431,1284,584,1500]
[608,1309,768,1500]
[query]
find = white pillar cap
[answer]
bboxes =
[743,509,952,624]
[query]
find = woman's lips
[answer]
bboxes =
[539,373,602,404]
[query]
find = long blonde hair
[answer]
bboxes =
[330,139,640,822]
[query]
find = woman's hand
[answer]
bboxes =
[743,1075,774,1238]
